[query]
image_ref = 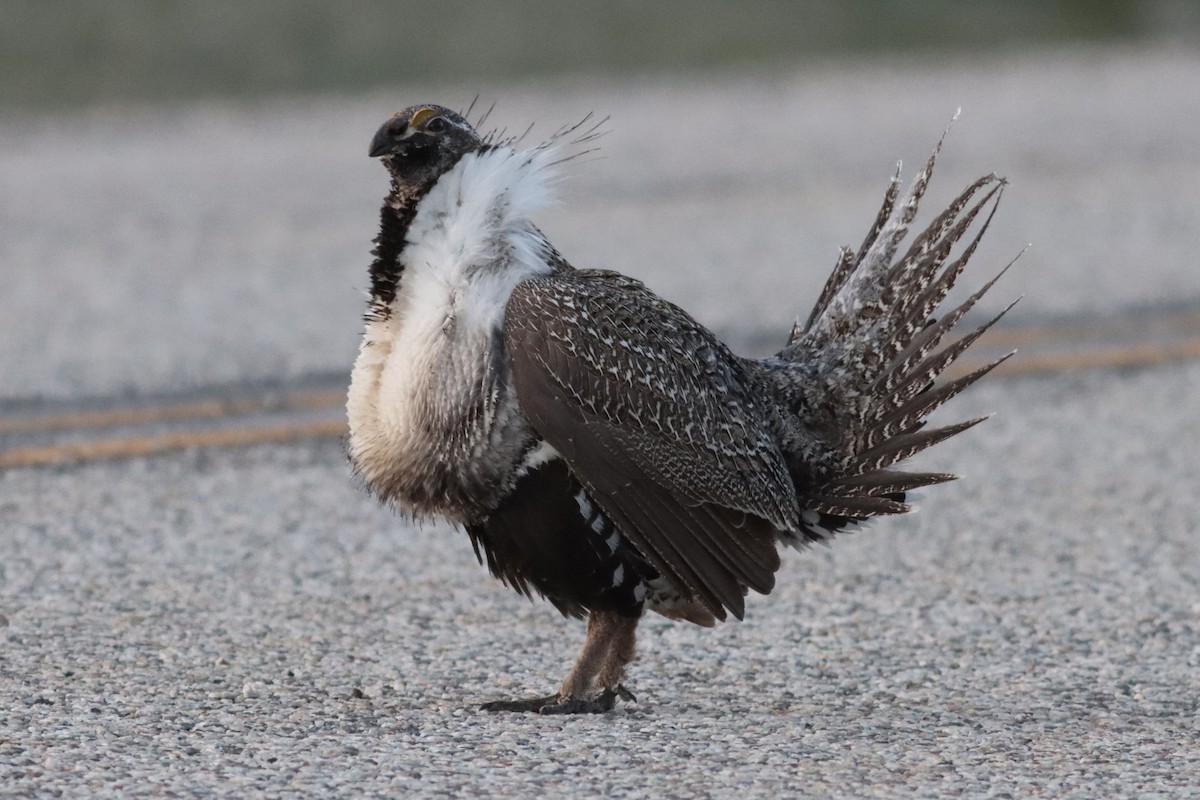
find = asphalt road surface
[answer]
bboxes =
[2,45,1198,798]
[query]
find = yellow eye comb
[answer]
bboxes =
[409,107,439,129]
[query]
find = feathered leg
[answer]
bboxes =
[482,610,640,714]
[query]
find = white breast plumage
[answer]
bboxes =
[346,145,559,514]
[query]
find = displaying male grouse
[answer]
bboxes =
[347,104,1014,714]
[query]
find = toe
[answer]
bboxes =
[480,694,560,713]
[537,693,616,715]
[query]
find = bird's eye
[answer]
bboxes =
[426,117,447,134]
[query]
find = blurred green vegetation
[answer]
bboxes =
[1,0,1196,109]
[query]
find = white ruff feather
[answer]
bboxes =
[347,145,559,497]
[399,147,558,337]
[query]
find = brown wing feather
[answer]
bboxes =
[505,272,790,619]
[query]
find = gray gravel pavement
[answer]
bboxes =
[2,361,1198,797]
[3,42,1200,798]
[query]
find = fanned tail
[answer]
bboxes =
[770,126,1019,544]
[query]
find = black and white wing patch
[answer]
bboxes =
[504,271,796,620]
[465,448,652,619]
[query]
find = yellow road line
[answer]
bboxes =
[2,323,1199,470]
[8,312,1198,437]
[972,309,1200,350]
[1004,339,1200,374]
[948,338,1200,379]
[0,389,345,436]
[0,419,347,470]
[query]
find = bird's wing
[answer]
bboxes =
[504,271,796,620]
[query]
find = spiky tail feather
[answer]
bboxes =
[774,127,1018,543]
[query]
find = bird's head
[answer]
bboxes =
[369,104,482,188]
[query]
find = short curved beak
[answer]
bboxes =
[369,123,404,158]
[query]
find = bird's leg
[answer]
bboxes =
[556,610,619,698]
[481,610,639,714]
[595,612,639,705]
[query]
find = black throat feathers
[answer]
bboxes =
[366,150,482,320]
[366,179,428,319]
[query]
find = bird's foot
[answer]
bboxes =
[481,685,636,715]
[480,694,560,713]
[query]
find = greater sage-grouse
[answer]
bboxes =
[348,104,1015,714]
